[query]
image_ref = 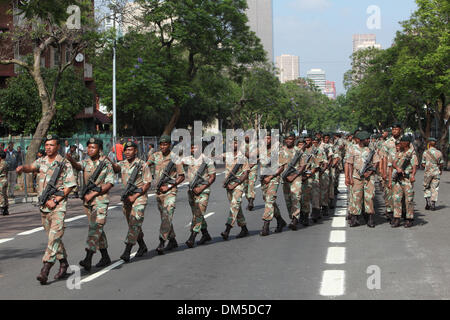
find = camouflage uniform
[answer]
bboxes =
[389,147,418,220]
[69,151,80,194]
[319,142,334,207]
[243,143,258,202]
[280,146,307,220]
[183,154,215,233]
[422,146,443,202]
[33,155,77,263]
[148,151,184,241]
[223,152,250,227]
[344,141,355,216]
[300,146,320,219]
[118,158,152,245]
[260,146,285,221]
[81,157,115,252]
[346,145,380,216]
[382,136,400,214]
[0,161,8,209]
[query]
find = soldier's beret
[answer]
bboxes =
[323,132,331,137]
[87,138,103,149]
[70,145,77,149]
[392,122,402,129]
[356,131,371,140]
[44,134,59,144]
[312,136,320,142]
[0,150,5,159]
[428,137,437,142]
[400,135,412,142]
[124,141,138,149]
[287,131,296,138]
[296,137,305,144]
[159,135,171,144]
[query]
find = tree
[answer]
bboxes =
[0,66,93,137]
[0,0,100,165]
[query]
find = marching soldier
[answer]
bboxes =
[147,135,185,254]
[318,133,335,216]
[67,145,80,198]
[243,136,258,211]
[422,137,444,211]
[111,141,152,261]
[259,131,287,236]
[299,136,319,226]
[66,138,115,271]
[221,137,250,240]
[382,123,403,222]
[182,143,216,247]
[344,132,359,220]
[311,136,325,222]
[388,136,418,228]
[0,151,9,216]
[345,131,381,228]
[280,132,308,230]
[16,135,76,285]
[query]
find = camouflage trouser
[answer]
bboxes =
[383,177,394,213]
[329,167,336,200]
[347,184,353,213]
[157,192,177,241]
[393,179,414,219]
[41,210,67,263]
[243,165,257,200]
[311,173,321,209]
[349,177,376,216]
[0,181,8,207]
[123,202,146,245]
[282,177,302,219]
[226,187,246,227]
[301,177,313,216]
[320,170,330,206]
[261,177,281,221]
[188,190,209,233]
[84,203,108,252]
[423,174,440,202]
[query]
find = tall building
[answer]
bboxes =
[352,34,381,53]
[275,54,299,83]
[307,69,326,93]
[324,81,336,100]
[246,0,274,62]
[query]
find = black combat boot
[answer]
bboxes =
[236,225,249,238]
[185,231,198,248]
[312,208,320,223]
[260,221,270,237]
[247,198,255,211]
[95,248,111,268]
[329,199,335,210]
[391,218,401,228]
[322,206,329,217]
[301,212,309,227]
[54,258,70,280]
[288,217,298,231]
[197,229,212,245]
[79,248,95,271]
[156,238,165,255]
[431,201,436,211]
[36,262,54,285]
[136,237,148,257]
[404,219,413,228]
[274,216,287,233]
[165,238,178,251]
[221,224,232,240]
[2,207,8,216]
[367,214,375,228]
[349,215,360,228]
[120,244,133,262]
[425,198,431,210]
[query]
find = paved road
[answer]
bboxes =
[0,170,449,300]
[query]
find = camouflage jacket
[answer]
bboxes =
[148,151,184,193]
[346,144,380,180]
[118,157,152,205]
[0,161,8,184]
[182,154,216,193]
[33,154,77,213]
[81,157,115,206]
[388,147,418,176]
[421,147,443,176]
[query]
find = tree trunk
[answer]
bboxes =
[162,106,181,136]
[25,107,56,165]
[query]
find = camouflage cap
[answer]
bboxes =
[159,135,171,144]
[87,138,103,149]
[44,134,60,144]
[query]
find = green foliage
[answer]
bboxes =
[0,66,93,136]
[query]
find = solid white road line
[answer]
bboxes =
[17,227,44,236]
[80,252,137,284]
[65,215,86,223]
[329,230,346,243]
[0,238,14,244]
[326,247,346,265]
[185,212,215,227]
[320,270,345,296]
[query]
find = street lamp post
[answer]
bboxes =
[112,1,117,150]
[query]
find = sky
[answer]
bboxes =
[273,0,418,95]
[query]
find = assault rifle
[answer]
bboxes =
[189,162,209,193]
[359,149,376,179]
[121,162,143,201]
[392,155,412,183]
[223,163,243,188]
[156,161,176,192]
[282,150,305,181]
[80,160,106,200]
[38,161,65,207]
